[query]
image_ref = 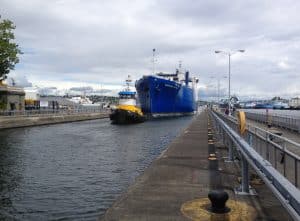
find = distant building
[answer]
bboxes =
[0,84,25,111]
[289,97,300,109]
[40,96,79,109]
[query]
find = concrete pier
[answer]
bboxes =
[101,111,292,221]
[0,112,109,129]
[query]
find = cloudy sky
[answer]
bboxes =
[1,0,300,99]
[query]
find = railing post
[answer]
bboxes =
[295,159,298,188]
[225,139,234,162]
[266,132,270,160]
[241,155,250,193]
[222,128,225,145]
[248,133,253,146]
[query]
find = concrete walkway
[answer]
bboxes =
[101,111,292,221]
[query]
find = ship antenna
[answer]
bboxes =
[152,48,156,75]
[126,75,131,91]
[179,60,183,72]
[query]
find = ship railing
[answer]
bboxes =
[209,109,300,220]
[241,110,300,133]
[0,108,109,117]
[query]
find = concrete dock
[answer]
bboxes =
[101,111,292,221]
[0,112,109,129]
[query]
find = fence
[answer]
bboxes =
[209,109,300,220]
[243,110,300,133]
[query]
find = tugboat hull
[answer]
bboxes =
[110,109,145,124]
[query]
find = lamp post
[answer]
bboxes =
[215,50,245,115]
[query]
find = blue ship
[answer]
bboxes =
[135,69,198,117]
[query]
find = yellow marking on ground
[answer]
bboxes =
[181,198,257,221]
[208,157,217,161]
[209,154,216,157]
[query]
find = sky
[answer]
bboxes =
[1,0,300,99]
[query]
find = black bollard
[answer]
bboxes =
[208,190,231,213]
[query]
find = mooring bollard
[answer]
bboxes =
[208,190,231,213]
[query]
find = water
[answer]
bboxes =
[0,116,194,220]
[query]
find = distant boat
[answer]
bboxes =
[109,76,145,124]
[244,102,256,109]
[255,103,273,109]
[273,102,289,109]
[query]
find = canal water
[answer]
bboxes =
[0,116,195,220]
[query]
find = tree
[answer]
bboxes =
[0,16,22,82]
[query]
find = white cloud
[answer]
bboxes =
[1,0,300,98]
[278,61,291,70]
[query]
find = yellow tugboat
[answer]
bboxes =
[110,75,145,124]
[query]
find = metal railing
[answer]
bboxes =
[242,110,300,133]
[0,108,109,118]
[209,110,300,220]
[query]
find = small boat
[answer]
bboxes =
[110,75,145,124]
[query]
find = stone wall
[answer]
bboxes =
[0,85,25,110]
[0,112,109,129]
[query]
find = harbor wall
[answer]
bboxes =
[0,112,109,129]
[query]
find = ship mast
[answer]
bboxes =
[178,60,184,81]
[125,75,132,91]
[152,48,156,75]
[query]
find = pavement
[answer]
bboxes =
[101,111,292,221]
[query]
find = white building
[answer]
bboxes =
[24,87,40,101]
[289,97,300,108]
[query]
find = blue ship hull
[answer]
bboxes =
[135,76,196,117]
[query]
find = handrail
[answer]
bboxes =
[215,110,300,161]
[209,110,300,220]
[242,110,300,132]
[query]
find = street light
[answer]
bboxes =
[215,49,245,115]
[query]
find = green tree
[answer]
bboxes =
[0,16,22,82]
